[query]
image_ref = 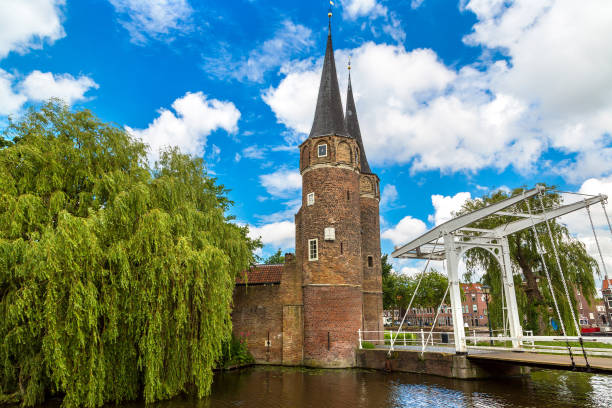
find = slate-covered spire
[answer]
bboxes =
[309,22,349,139]
[345,69,371,173]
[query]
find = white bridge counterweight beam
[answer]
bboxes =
[445,234,467,354]
[501,236,523,348]
[392,186,543,258]
[494,195,606,237]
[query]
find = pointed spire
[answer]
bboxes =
[308,18,348,139]
[345,67,372,173]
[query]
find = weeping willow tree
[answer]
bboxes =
[459,187,598,336]
[0,101,258,407]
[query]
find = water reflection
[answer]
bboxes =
[143,366,612,408]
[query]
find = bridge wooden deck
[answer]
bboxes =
[467,351,612,374]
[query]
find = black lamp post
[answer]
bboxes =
[482,284,493,346]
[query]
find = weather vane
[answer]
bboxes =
[328,1,333,20]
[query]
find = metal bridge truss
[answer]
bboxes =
[391,185,608,354]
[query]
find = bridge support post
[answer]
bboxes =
[444,234,467,354]
[501,236,523,349]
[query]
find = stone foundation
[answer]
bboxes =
[356,349,530,379]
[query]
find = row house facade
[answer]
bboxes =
[386,283,490,329]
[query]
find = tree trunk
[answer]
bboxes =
[513,235,547,333]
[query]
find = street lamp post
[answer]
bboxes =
[482,284,493,346]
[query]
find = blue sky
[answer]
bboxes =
[2,0,612,281]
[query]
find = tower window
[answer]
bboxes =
[368,256,373,267]
[308,239,318,261]
[340,242,343,254]
[317,144,327,157]
[307,192,315,206]
[346,190,350,201]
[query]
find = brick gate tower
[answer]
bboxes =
[295,19,382,367]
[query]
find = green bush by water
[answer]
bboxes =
[218,335,255,368]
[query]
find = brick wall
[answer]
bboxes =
[279,253,304,365]
[232,284,283,364]
[303,285,363,367]
[360,194,382,335]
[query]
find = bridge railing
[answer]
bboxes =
[464,333,612,357]
[358,329,456,352]
[359,329,612,358]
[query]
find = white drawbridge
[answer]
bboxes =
[388,185,610,364]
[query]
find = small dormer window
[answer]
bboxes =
[318,144,327,157]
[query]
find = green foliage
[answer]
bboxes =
[381,254,392,279]
[383,332,416,340]
[384,332,416,345]
[360,342,375,349]
[382,260,449,324]
[263,249,285,265]
[0,102,259,407]
[458,186,598,335]
[218,334,254,368]
[0,135,11,149]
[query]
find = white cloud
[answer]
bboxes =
[265,1,612,180]
[0,69,98,116]
[0,0,65,59]
[19,71,98,104]
[108,0,193,44]
[264,43,538,174]
[411,0,426,9]
[262,67,319,135]
[428,192,471,226]
[203,20,314,83]
[256,198,301,224]
[380,184,398,209]
[259,168,302,198]
[0,69,27,115]
[242,145,267,160]
[248,220,295,250]
[381,215,427,246]
[381,13,406,44]
[127,91,240,163]
[462,0,612,180]
[341,0,387,20]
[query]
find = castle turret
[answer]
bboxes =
[345,68,383,339]
[295,21,364,367]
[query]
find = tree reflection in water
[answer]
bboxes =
[114,366,612,408]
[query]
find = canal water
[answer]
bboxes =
[144,366,612,408]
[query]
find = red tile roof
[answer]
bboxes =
[236,264,283,285]
[603,279,612,291]
[460,283,482,292]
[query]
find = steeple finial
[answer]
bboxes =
[328,1,333,34]
[345,65,372,173]
[308,7,349,139]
